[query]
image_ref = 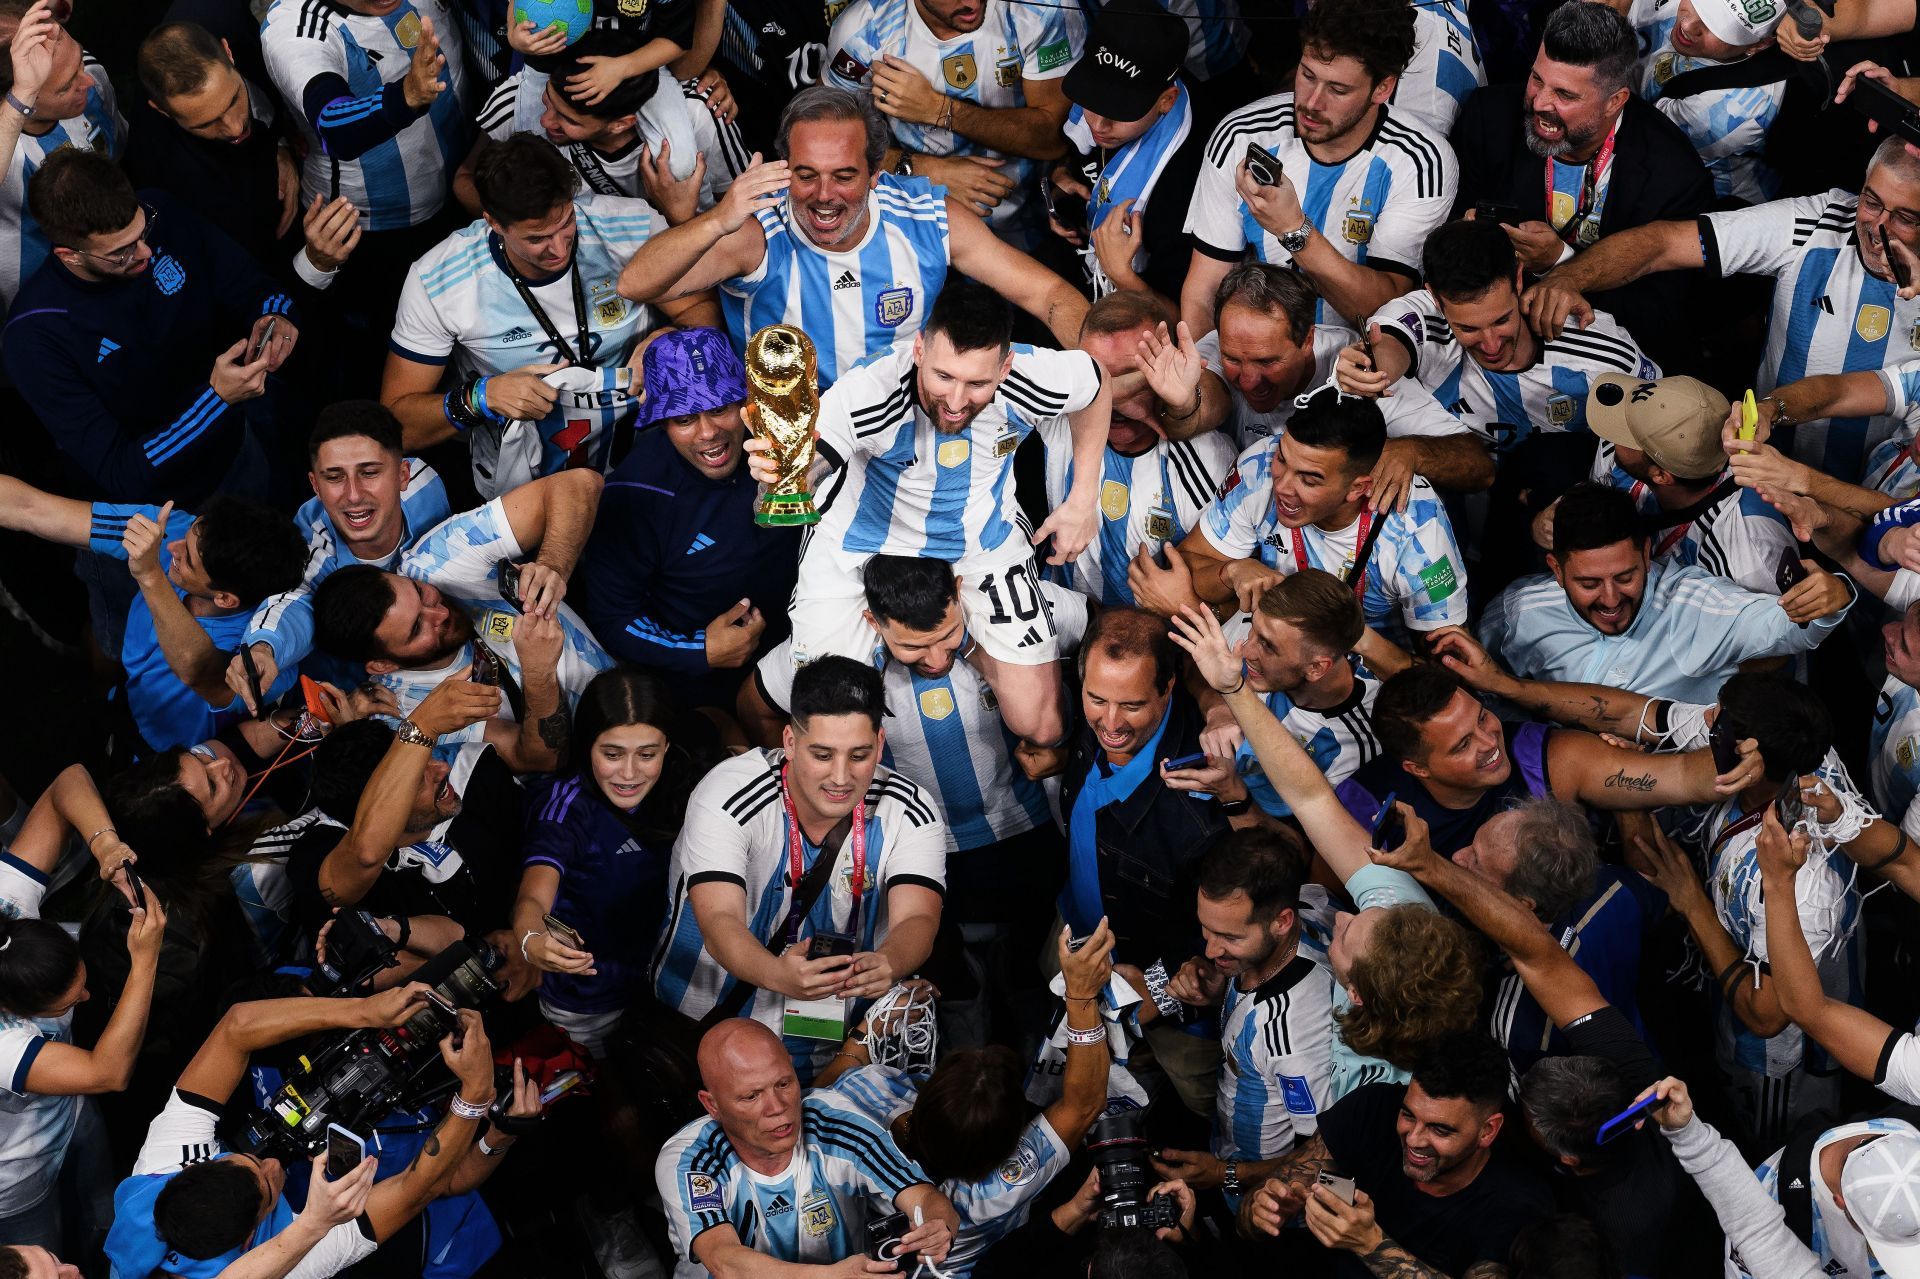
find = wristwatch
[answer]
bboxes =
[893,152,914,177]
[393,717,436,748]
[1277,219,1312,255]
[1222,1161,1242,1194]
[1218,796,1252,817]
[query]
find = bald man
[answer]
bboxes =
[656,1019,959,1277]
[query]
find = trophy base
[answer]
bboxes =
[756,491,820,527]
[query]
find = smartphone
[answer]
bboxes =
[1882,223,1913,290]
[1708,716,1741,776]
[542,914,585,951]
[1044,180,1088,229]
[1595,1091,1662,1145]
[250,317,277,364]
[496,559,524,611]
[538,1069,585,1106]
[1369,792,1405,852]
[468,641,500,687]
[1163,751,1209,772]
[1474,200,1527,227]
[1067,932,1092,953]
[1739,389,1760,441]
[866,1212,917,1269]
[1847,76,1920,150]
[325,1123,366,1179]
[298,674,334,725]
[120,860,146,911]
[809,931,857,960]
[1244,140,1284,188]
[1775,545,1811,593]
[1316,1170,1358,1204]
[1776,774,1809,831]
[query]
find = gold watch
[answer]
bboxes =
[393,718,435,748]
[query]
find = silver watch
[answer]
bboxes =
[1223,1160,1241,1193]
[1278,219,1312,255]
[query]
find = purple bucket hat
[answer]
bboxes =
[642,327,748,425]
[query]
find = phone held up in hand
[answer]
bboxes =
[1369,792,1405,852]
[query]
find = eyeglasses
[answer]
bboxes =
[74,202,157,268]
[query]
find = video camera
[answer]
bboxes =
[223,940,503,1162]
[1085,1109,1181,1232]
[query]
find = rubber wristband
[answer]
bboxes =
[1862,829,1911,872]
[520,929,545,963]
[5,91,34,119]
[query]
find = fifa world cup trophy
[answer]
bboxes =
[744,324,822,526]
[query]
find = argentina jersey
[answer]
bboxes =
[1704,190,1920,482]
[1234,656,1382,818]
[813,339,1103,567]
[1873,674,1920,830]
[658,1092,930,1278]
[1395,0,1485,135]
[1215,954,1336,1170]
[826,0,1082,242]
[1589,441,1794,595]
[1199,440,1470,636]
[1196,327,1471,450]
[262,0,474,231]
[1186,95,1456,330]
[1630,0,1783,204]
[1376,288,1657,452]
[1746,1118,1920,1279]
[651,750,948,1031]
[1862,359,1920,502]
[0,54,120,312]
[725,174,949,391]
[1162,0,1250,81]
[1038,419,1235,606]
[244,459,450,671]
[828,1065,1069,1276]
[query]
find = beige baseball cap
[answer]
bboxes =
[1586,373,1730,482]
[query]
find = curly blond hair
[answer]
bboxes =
[1336,905,1483,1068]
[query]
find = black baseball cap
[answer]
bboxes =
[1062,0,1187,124]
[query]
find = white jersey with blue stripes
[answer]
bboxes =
[1861,359,1920,502]
[724,175,950,391]
[1374,288,1658,453]
[261,0,475,231]
[826,1065,1069,1277]
[0,845,74,1218]
[1746,1118,1920,1279]
[1589,441,1796,596]
[243,458,451,669]
[1704,190,1920,482]
[1161,0,1250,81]
[1873,674,1920,833]
[1630,0,1784,204]
[366,499,613,745]
[657,1092,931,1279]
[1198,441,1471,637]
[1234,655,1383,819]
[1186,96,1457,331]
[0,54,120,313]
[1214,953,1336,1167]
[651,750,948,1030]
[1394,0,1486,135]
[825,0,1083,241]
[1038,421,1235,607]
[812,339,1103,570]
[756,585,1085,854]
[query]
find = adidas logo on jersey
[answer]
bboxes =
[685,533,715,555]
[1786,1176,1806,1190]
[832,270,859,291]
[1016,626,1044,648]
[503,326,532,342]
[767,1194,793,1216]
[1811,295,1835,315]
[96,338,119,362]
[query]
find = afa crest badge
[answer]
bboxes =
[152,254,187,296]
[876,286,914,328]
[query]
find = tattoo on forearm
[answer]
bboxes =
[1602,768,1656,793]
[1585,693,1626,727]
[1363,1239,1453,1278]
[535,708,570,752]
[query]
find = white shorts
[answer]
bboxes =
[540,1000,623,1059]
[790,537,1060,668]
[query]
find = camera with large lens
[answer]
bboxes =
[1086,1109,1181,1232]
[224,941,502,1162]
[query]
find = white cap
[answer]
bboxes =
[1695,0,1787,48]
[1842,1133,1920,1278]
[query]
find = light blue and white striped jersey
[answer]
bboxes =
[1480,558,1848,703]
[1199,440,1470,637]
[756,585,1085,854]
[1703,748,1861,1079]
[1872,674,1920,832]
[1861,360,1920,502]
[723,174,950,391]
[1703,190,1920,482]
[0,53,120,313]
[1162,0,1250,81]
[1395,0,1486,136]
[243,458,450,670]
[1234,655,1383,819]
[391,196,659,475]
[651,750,947,1034]
[1215,953,1336,1173]
[1589,440,1796,595]
[827,1065,1069,1277]
[1375,288,1657,453]
[1039,419,1235,606]
[1630,0,1783,204]
[1186,96,1457,330]
[1061,83,1192,299]
[657,1091,931,1279]
[813,339,1103,569]
[261,0,474,231]
[366,498,613,745]
[1745,1118,1919,1279]
[826,0,1083,243]
[0,850,74,1218]
[1195,327,1474,451]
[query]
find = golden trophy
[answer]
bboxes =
[743,323,823,527]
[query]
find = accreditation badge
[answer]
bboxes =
[394,10,423,46]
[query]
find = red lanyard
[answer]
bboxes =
[1290,508,1374,601]
[1544,122,1618,248]
[1651,519,1694,560]
[780,764,866,945]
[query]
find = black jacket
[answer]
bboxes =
[1449,85,1713,372]
[1061,689,1229,974]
